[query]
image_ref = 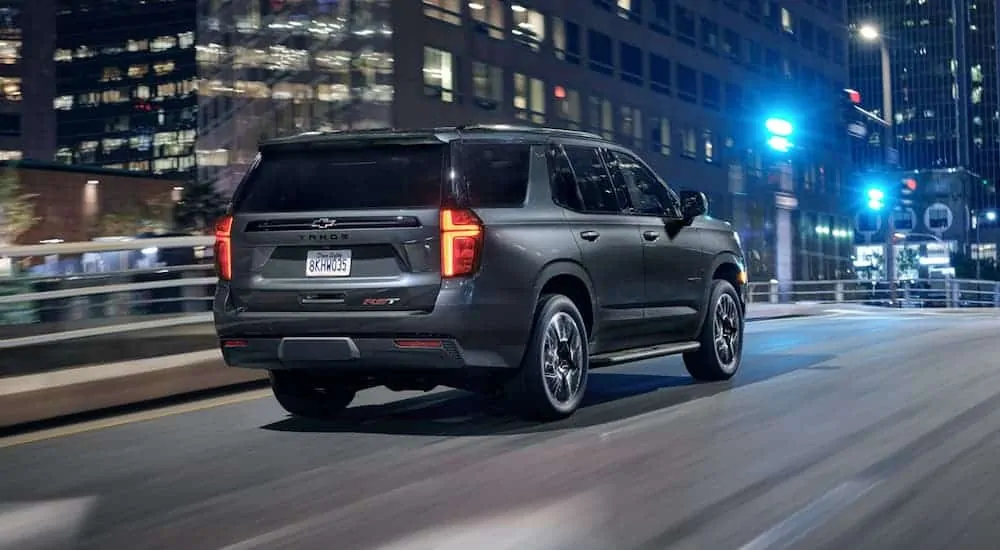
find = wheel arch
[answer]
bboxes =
[694,252,747,335]
[531,260,598,341]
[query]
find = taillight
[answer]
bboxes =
[214,215,233,281]
[440,208,483,278]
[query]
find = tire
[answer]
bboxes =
[683,279,745,382]
[269,370,357,420]
[505,294,589,421]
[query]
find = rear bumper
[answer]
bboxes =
[213,280,535,371]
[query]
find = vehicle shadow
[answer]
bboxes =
[260,352,835,437]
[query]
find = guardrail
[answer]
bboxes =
[747,279,1000,308]
[2,237,998,346]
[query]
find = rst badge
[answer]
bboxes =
[362,297,401,306]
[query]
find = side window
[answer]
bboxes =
[461,143,531,207]
[607,150,681,217]
[548,146,585,211]
[563,145,621,213]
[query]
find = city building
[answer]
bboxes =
[1,159,181,245]
[853,167,997,280]
[847,0,1000,199]
[0,0,57,162]
[197,0,854,282]
[53,0,197,179]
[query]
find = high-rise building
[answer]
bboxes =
[54,0,197,179]
[0,0,57,162]
[848,0,1000,204]
[197,0,854,281]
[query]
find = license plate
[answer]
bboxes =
[305,249,352,277]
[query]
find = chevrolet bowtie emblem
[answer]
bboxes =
[311,218,338,229]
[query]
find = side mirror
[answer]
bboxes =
[679,190,708,222]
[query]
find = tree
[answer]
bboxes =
[173,179,226,233]
[0,163,40,245]
[896,247,920,278]
[89,193,175,238]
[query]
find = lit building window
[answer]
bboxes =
[513,73,545,124]
[469,0,504,39]
[196,44,225,67]
[151,35,177,52]
[127,40,148,52]
[54,48,72,62]
[74,46,96,59]
[422,46,454,102]
[704,130,714,162]
[178,31,195,49]
[781,8,794,34]
[471,61,502,109]
[0,40,19,64]
[0,77,20,101]
[128,65,148,78]
[53,95,74,110]
[153,61,176,76]
[652,117,671,156]
[100,67,123,82]
[197,149,229,166]
[0,150,21,161]
[423,0,461,25]
[511,5,545,52]
[620,105,642,147]
[134,85,151,99]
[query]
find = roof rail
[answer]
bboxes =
[458,124,605,141]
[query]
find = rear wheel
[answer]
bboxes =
[506,294,589,421]
[269,370,357,420]
[683,279,744,381]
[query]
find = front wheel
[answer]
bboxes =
[683,280,745,381]
[269,370,357,420]
[505,294,589,421]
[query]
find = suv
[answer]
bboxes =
[213,126,747,421]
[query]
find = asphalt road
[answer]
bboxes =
[0,309,998,550]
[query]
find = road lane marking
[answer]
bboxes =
[738,478,881,550]
[0,497,97,550]
[0,390,271,449]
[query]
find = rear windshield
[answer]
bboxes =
[234,144,446,213]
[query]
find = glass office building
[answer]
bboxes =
[848,0,1000,206]
[54,0,197,179]
[195,0,393,192]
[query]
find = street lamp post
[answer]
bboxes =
[858,24,898,301]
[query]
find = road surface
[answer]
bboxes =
[0,308,998,549]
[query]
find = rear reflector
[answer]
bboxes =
[222,339,249,348]
[393,339,444,349]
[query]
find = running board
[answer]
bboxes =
[590,341,700,367]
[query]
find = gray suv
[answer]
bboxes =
[213,125,747,421]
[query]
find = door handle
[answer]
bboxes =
[580,230,600,241]
[642,230,660,241]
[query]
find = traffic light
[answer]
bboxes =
[899,177,917,206]
[866,187,885,210]
[765,117,794,152]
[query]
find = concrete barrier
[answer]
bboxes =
[0,302,840,430]
[0,350,266,430]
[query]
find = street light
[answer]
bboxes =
[987,210,997,222]
[855,23,893,162]
[858,25,880,41]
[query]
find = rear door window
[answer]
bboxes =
[234,144,446,212]
[458,143,532,207]
[562,145,622,213]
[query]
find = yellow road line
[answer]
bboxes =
[0,389,271,449]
